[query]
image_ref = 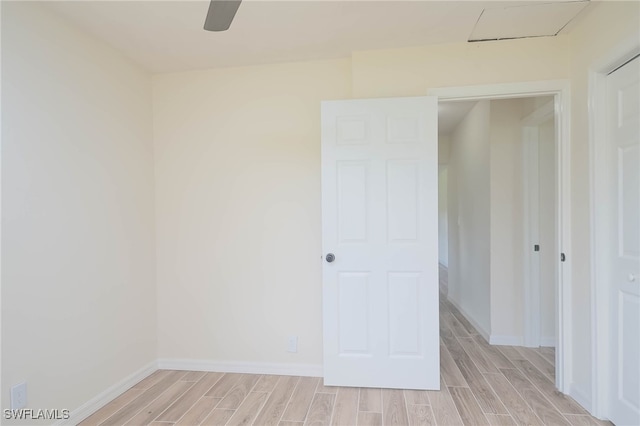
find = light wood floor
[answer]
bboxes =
[81,268,610,426]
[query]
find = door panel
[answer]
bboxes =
[619,145,640,257]
[388,272,421,356]
[321,97,439,390]
[620,292,639,411]
[337,162,369,242]
[387,160,420,241]
[338,272,370,355]
[608,55,640,426]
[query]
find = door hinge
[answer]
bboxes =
[534,244,540,252]
[560,253,566,262]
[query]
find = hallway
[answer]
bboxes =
[436,265,604,425]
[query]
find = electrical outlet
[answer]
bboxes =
[11,382,27,410]
[287,336,298,353]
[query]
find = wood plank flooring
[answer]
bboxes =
[82,267,610,425]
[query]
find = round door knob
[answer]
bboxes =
[326,253,335,263]
[628,273,637,282]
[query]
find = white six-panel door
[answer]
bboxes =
[321,97,439,390]
[608,55,640,426]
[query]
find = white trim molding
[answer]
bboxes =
[58,359,321,424]
[489,335,524,346]
[429,80,572,394]
[569,382,592,414]
[540,337,556,348]
[447,296,490,342]
[488,335,555,347]
[429,80,570,102]
[53,361,158,426]
[589,36,640,420]
[157,359,323,378]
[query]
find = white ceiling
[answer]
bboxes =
[45,0,592,73]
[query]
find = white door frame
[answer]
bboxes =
[589,38,640,419]
[428,80,572,394]
[521,100,555,348]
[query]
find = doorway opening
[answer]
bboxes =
[438,97,558,355]
[431,81,571,394]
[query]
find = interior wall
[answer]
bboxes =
[567,0,640,406]
[1,2,156,417]
[153,59,351,366]
[447,101,491,335]
[438,133,451,165]
[538,117,557,345]
[438,165,449,268]
[489,98,526,342]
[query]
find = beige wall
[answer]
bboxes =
[447,101,491,334]
[153,60,351,365]
[567,0,640,404]
[351,36,569,98]
[1,2,156,418]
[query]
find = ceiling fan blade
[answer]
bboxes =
[204,0,242,31]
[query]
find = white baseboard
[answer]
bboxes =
[489,335,524,346]
[54,360,158,426]
[157,359,323,378]
[488,335,554,347]
[569,382,592,413]
[55,359,320,425]
[540,337,556,347]
[446,296,490,341]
